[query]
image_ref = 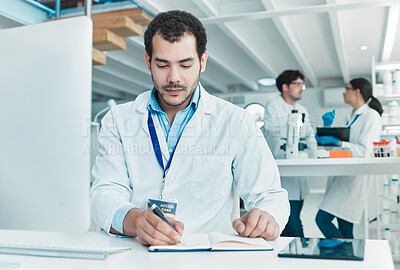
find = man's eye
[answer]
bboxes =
[157,65,168,68]
[182,65,192,68]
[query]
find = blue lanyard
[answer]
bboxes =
[346,114,360,127]
[147,110,177,179]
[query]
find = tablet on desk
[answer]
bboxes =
[278,238,365,261]
[316,127,350,146]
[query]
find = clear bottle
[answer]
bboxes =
[394,70,400,94]
[383,71,393,95]
[391,210,398,224]
[382,199,390,209]
[383,182,390,194]
[382,208,391,224]
[390,177,399,194]
[383,228,392,251]
[383,227,392,240]
[388,101,400,124]
[390,138,397,157]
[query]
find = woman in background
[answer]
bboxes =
[315,78,383,239]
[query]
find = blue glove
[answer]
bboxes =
[322,109,336,127]
[315,134,340,146]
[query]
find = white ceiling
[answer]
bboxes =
[0,0,399,101]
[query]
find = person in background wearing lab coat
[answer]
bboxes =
[315,78,383,239]
[263,70,317,237]
[90,10,289,246]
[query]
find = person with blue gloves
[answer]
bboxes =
[315,78,383,239]
[263,70,317,238]
[322,109,336,127]
[315,109,342,146]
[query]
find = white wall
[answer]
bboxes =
[299,87,352,128]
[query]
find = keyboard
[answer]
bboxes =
[0,242,131,260]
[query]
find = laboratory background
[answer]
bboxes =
[0,0,400,269]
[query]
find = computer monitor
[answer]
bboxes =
[0,17,92,232]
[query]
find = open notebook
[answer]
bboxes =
[149,232,273,252]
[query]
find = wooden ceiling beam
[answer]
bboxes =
[93,15,142,37]
[91,7,152,26]
[92,48,106,66]
[93,29,126,51]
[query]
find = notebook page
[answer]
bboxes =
[148,233,210,251]
[208,232,273,250]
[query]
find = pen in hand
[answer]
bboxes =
[147,202,185,245]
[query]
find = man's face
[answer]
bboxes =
[282,78,305,102]
[144,33,208,110]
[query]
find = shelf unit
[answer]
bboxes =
[375,94,400,102]
[371,55,400,134]
[371,55,400,100]
[372,57,400,260]
[377,185,400,260]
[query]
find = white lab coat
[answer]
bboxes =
[319,104,382,223]
[90,86,289,234]
[263,95,317,200]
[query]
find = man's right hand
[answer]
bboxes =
[120,208,184,246]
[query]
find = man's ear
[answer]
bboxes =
[282,84,289,93]
[144,51,151,72]
[200,51,208,73]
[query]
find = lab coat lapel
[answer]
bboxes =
[138,91,150,136]
[137,91,170,161]
[141,112,170,162]
[139,85,213,162]
[153,116,170,162]
[177,106,202,148]
[175,85,212,154]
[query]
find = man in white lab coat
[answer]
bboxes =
[90,10,289,246]
[263,70,316,237]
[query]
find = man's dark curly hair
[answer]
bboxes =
[144,10,207,61]
[275,70,305,92]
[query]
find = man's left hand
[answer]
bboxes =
[232,208,280,240]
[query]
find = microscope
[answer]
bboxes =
[280,110,306,159]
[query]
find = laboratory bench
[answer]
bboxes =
[0,229,394,270]
[276,157,400,177]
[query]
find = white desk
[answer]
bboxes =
[0,230,394,270]
[276,157,400,177]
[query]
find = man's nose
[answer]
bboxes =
[167,66,181,83]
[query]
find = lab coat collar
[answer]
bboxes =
[135,83,212,159]
[136,82,212,115]
[353,103,369,116]
[345,103,368,127]
[278,95,297,111]
[147,85,201,113]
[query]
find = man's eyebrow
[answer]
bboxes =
[154,57,169,63]
[179,57,194,63]
[154,57,194,64]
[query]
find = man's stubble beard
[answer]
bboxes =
[151,70,201,107]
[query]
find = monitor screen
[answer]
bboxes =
[0,17,92,232]
[278,238,365,261]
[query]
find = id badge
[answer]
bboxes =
[147,197,178,218]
